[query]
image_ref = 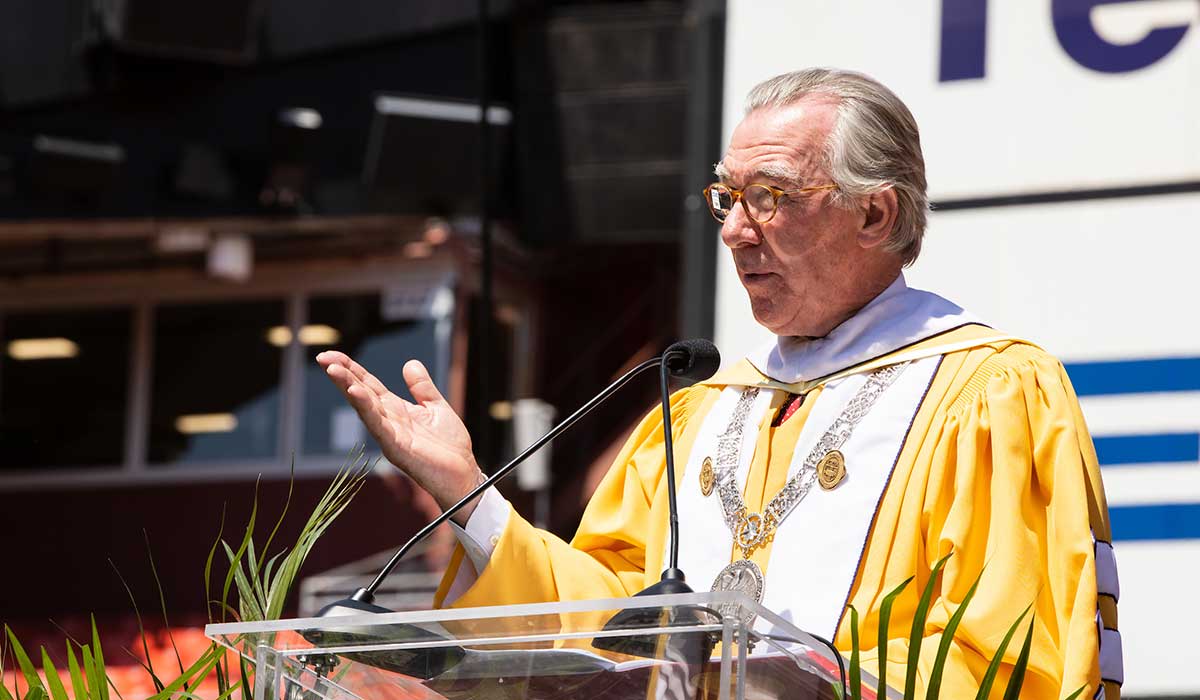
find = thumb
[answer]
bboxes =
[403,360,447,406]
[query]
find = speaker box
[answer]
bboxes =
[99,0,265,63]
[362,95,512,217]
[514,4,687,245]
[0,0,93,107]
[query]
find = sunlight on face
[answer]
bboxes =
[718,98,871,338]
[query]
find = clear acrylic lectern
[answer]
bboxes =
[205,591,894,700]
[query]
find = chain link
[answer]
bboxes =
[712,363,909,557]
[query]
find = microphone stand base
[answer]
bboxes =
[302,589,466,680]
[592,570,718,662]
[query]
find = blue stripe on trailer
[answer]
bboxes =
[1093,433,1200,466]
[1064,356,1200,396]
[1110,502,1200,542]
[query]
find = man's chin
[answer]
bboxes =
[750,302,821,338]
[748,302,790,336]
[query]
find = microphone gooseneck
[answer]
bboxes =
[309,342,717,679]
[338,356,665,610]
[592,341,722,661]
[660,353,681,574]
[326,338,720,617]
[658,338,720,578]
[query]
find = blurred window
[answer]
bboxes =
[0,308,131,469]
[0,276,457,483]
[302,293,440,457]
[148,300,284,465]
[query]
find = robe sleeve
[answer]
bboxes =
[859,344,1118,699]
[432,384,708,610]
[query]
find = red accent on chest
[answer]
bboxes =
[772,392,806,427]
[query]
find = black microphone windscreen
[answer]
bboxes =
[664,339,721,380]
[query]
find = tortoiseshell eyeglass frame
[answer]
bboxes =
[703,182,838,224]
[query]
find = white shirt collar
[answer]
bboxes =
[746,274,981,384]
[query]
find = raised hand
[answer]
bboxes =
[316,351,484,524]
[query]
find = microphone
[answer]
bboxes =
[664,338,721,382]
[318,338,720,618]
[307,340,721,678]
[656,338,720,591]
[591,340,723,660]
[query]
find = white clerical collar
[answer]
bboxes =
[746,274,981,384]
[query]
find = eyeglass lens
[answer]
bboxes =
[707,184,778,223]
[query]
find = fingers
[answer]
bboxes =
[315,350,348,369]
[403,359,447,406]
[317,351,392,398]
[329,363,409,440]
[320,357,385,417]
[327,364,376,413]
[316,352,415,464]
[317,352,442,427]
[347,382,403,451]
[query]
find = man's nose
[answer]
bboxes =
[719,202,762,249]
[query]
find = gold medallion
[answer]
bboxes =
[699,457,715,496]
[817,449,847,490]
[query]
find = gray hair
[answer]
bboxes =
[745,68,928,266]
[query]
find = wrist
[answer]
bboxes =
[448,467,487,527]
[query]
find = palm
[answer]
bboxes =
[317,351,479,512]
[378,389,473,487]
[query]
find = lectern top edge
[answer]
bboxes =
[204,590,765,636]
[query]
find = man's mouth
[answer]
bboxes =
[741,271,775,285]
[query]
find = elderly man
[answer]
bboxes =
[318,69,1121,699]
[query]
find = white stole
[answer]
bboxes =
[670,355,942,640]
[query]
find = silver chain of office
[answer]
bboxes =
[713,362,910,556]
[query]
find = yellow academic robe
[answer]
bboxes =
[435,329,1119,700]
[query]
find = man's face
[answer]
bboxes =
[717,98,870,338]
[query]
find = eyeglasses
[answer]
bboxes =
[702,182,838,224]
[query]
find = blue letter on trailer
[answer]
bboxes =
[939,0,989,81]
[1052,0,1191,73]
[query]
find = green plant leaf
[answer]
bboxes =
[142,531,186,679]
[1001,615,1036,700]
[973,604,1031,700]
[215,678,243,700]
[876,576,913,700]
[65,642,88,700]
[1,629,11,700]
[81,646,100,700]
[904,552,952,700]
[848,605,862,700]
[220,478,262,622]
[1062,684,1087,700]
[258,457,297,573]
[209,601,242,623]
[144,647,222,700]
[925,571,982,700]
[261,550,288,600]
[115,644,159,684]
[214,643,229,697]
[89,617,112,700]
[40,649,69,700]
[205,503,228,623]
[261,454,371,620]
[239,656,253,700]
[5,625,46,696]
[222,542,264,622]
[246,537,272,622]
[108,559,162,692]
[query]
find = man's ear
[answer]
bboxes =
[857,188,899,249]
